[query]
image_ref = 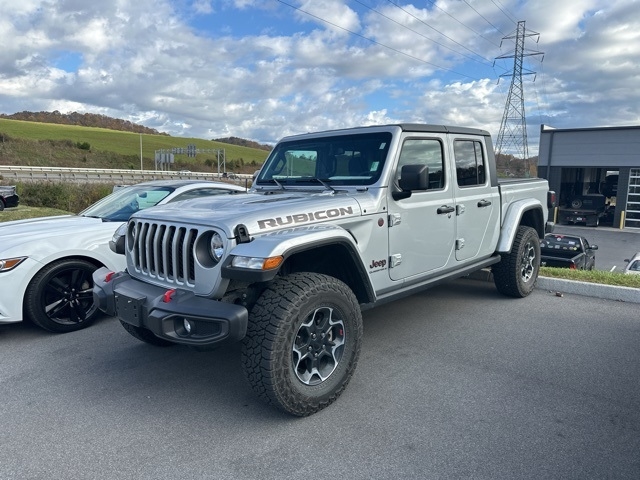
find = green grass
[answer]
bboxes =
[539,266,640,288]
[0,205,72,221]
[0,118,269,171]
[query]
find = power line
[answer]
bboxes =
[490,0,518,25]
[375,0,494,64]
[462,0,508,37]
[274,0,479,80]
[386,0,502,48]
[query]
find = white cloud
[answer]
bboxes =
[0,0,638,156]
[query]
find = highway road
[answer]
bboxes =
[1,279,638,479]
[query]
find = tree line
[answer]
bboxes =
[0,111,169,136]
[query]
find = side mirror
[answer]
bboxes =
[399,164,429,191]
[109,223,127,255]
[393,164,429,200]
[591,245,598,250]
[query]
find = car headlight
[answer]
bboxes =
[113,223,128,244]
[0,257,27,272]
[209,231,225,262]
[231,255,284,270]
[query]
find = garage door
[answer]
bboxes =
[625,168,640,229]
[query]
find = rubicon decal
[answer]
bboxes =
[257,207,354,230]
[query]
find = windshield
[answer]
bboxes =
[79,185,175,222]
[256,132,392,187]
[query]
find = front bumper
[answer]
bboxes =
[93,267,248,347]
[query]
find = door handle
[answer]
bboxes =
[477,200,492,207]
[437,205,455,215]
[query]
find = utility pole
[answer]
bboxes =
[494,21,543,177]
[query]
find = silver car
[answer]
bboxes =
[623,252,640,275]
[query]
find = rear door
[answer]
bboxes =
[451,137,500,261]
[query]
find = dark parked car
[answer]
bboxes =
[0,186,19,210]
[540,233,598,270]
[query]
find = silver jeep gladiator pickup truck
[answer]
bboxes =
[94,124,555,416]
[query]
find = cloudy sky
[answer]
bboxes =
[1,0,639,155]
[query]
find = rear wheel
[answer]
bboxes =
[241,273,362,416]
[24,259,99,333]
[492,226,540,298]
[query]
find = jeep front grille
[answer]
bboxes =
[129,220,198,287]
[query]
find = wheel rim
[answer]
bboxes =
[43,266,96,325]
[520,240,537,283]
[292,307,345,386]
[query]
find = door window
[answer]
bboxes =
[454,140,486,187]
[395,139,445,189]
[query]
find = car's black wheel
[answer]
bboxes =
[241,272,363,416]
[119,320,175,346]
[492,226,540,298]
[0,199,5,211]
[24,259,100,333]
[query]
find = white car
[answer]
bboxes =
[0,180,245,332]
[623,252,640,275]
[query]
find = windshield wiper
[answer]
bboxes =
[259,178,286,190]
[305,177,336,192]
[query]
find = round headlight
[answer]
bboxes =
[209,232,225,262]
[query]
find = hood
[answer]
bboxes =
[0,215,118,251]
[131,190,368,237]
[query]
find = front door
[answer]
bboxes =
[387,135,456,281]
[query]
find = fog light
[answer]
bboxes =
[183,319,194,334]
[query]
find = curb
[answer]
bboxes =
[467,270,640,304]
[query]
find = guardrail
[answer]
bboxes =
[0,165,251,186]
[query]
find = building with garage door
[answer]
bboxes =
[537,124,640,230]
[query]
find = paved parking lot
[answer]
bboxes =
[550,224,640,272]
[1,279,639,479]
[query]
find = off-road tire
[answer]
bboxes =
[492,226,540,298]
[24,259,99,333]
[241,272,363,416]
[119,320,175,347]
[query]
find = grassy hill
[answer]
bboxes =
[0,118,269,172]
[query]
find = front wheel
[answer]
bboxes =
[241,273,363,416]
[24,259,100,332]
[492,226,540,298]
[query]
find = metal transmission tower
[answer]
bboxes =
[494,21,543,176]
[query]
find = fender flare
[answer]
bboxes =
[496,199,544,253]
[222,224,375,301]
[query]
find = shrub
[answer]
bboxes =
[15,181,112,213]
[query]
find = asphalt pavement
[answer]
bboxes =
[1,279,638,480]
